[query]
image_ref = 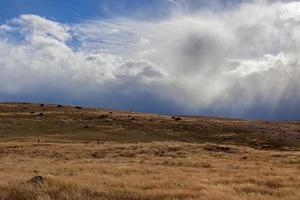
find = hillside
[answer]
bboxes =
[0,102,299,200]
[0,102,299,149]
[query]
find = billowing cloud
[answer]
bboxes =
[1,1,300,119]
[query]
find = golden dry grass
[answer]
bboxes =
[0,142,299,200]
[0,103,299,199]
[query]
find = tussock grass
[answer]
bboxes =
[0,103,299,199]
[0,142,299,200]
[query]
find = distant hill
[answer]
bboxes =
[0,102,299,149]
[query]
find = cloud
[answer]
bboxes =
[0,14,168,111]
[168,0,180,6]
[1,1,300,119]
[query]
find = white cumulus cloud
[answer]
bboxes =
[1,1,300,119]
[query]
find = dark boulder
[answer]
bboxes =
[30,176,46,184]
[99,114,108,119]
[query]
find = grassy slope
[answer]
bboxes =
[0,103,300,199]
[0,142,299,200]
[0,102,299,149]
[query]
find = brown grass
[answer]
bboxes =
[0,102,300,149]
[0,103,299,199]
[0,142,299,200]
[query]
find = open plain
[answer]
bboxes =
[0,103,299,200]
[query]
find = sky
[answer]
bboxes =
[0,0,300,120]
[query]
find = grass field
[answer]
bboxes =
[0,103,299,200]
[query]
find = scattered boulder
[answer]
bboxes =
[40,104,44,107]
[99,114,108,119]
[172,116,181,121]
[57,105,62,108]
[75,106,82,109]
[30,176,46,184]
[241,156,248,160]
[37,112,43,117]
